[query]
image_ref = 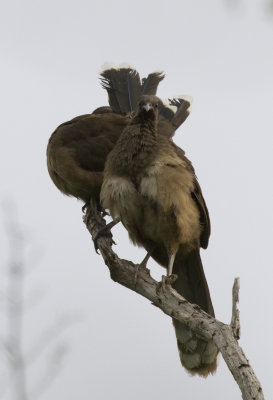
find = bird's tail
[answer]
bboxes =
[169,96,192,129]
[172,249,218,377]
[141,71,165,95]
[100,65,164,114]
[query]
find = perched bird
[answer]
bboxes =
[101,95,218,376]
[46,66,213,375]
[47,66,191,204]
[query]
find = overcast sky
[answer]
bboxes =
[1,0,273,399]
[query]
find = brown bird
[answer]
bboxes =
[47,66,191,204]
[101,95,218,377]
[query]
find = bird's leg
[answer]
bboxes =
[93,217,120,253]
[134,247,154,288]
[140,247,155,267]
[162,252,177,289]
[140,252,151,267]
[167,253,176,276]
[156,252,177,295]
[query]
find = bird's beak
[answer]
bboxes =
[142,102,153,112]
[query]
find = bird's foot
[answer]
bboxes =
[93,218,120,253]
[156,274,177,295]
[83,200,102,226]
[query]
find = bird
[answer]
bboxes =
[47,65,213,374]
[47,66,191,205]
[100,94,218,377]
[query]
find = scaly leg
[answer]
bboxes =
[167,253,176,276]
[140,246,155,267]
[134,247,155,288]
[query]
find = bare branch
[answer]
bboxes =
[83,199,264,400]
[230,277,241,340]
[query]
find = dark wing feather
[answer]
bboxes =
[191,178,211,249]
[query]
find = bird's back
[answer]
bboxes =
[47,112,129,200]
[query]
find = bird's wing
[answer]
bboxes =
[191,178,211,249]
[164,142,211,248]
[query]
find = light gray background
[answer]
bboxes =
[1,0,273,399]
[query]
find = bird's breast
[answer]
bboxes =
[101,158,200,252]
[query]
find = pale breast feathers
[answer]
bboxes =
[100,174,139,220]
[140,153,195,206]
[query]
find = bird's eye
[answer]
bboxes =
[155,104,158,108]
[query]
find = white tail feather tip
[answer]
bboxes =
[173,95,194,105]
[100,62,135,73]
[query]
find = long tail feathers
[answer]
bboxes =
[100,66,191,132]
[100,67,166,115]
[100,67,142,114]
[169,96,192,129]
[172,250,218,377]
[158,96,192,135]
[141,71,165,95]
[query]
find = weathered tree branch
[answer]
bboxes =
[231,277,241,340]
[83,199,264,400]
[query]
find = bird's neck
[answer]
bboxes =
[114,117,158,176]
[132,114,158,133]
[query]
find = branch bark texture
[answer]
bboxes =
[83,199,264,400]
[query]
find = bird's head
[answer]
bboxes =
[137,95,161,121]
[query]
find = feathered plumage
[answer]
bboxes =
[101,95,218,376]
[141,71,165,95]
[47,67,218,376]
[47,66,191,202]
[100,67,142,114]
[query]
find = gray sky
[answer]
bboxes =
[1,0,273,399]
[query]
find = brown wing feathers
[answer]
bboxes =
[47,66,191,202]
